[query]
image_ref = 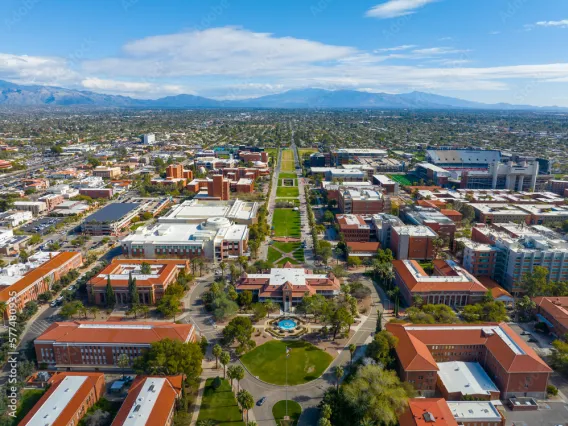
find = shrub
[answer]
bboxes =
[211,376,222,390]
[547,384,558,396]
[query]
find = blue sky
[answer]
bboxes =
[1,0,567,105]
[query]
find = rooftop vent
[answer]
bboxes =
[423,412,436,422]
[134,405,141,413]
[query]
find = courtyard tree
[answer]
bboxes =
[105,275,116,308]
[237,389,254,423]
[134,338,203,380]
[212,344,222,369]
[222,316,256,354]
[220,351,231,379]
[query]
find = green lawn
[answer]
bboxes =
[272,241,301,253]
[272,209,301,237]
[197,378,245,426]
[388,174,418,186]
[276,187,299,198]
[279,172,298,179]
[277,257,300,266]
[275,198,300,207]
[273,400,302,426]
[240,340,333,385]
[268,246,283,263]
[13,389,45,424]
[279,178,297,187]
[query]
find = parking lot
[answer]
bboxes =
[21,217,64,235]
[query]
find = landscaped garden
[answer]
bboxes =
[273,400,302,426]
[240,340,332,385]
[197,378,245,426]
[272,209,301,238]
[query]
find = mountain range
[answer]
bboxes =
[0,80,565,111]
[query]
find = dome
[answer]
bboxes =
[205,217,231,229]
[253,161,267,168]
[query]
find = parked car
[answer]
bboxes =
[257,397,267,406]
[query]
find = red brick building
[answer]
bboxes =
[208,175,230,200]
[338,188,388,214]
[87,259,189,306]
[0,252,83,318]
[393,259,488,307]
[386,322,552,399]
[79,187,114,199]
[112,375,183,426]
[19,372,105,426]
[533,296,568,338]
[398,398,458,426]
[336,214,371,242]
[35,321,197,369]
[391,226,437,260]
[239,150,269,163]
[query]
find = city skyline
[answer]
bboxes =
[1,1,567,106]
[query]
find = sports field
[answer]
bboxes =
[388,174,418,186]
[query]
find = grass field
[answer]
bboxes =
[298,148,318,155]
[273,209,301,237]
[268,241,305,265]
[388,174,418,186]
[272,241,301,253]
[13,389,45,424]
[281,149,296,171]
[279,172,298,179]
[276,187,299,198]
[268,246,283,263]
[273,400,302,426]
[240,340,333,385]
[275,198,300,207]
[197,378,245,426]
[278,256,300,266]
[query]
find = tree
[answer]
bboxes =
[324,210,335,223]
[134,338,203,380]
[105,275,116,308]
[117,353,130,379]
[349,344,356,364]
[128,272,139,305]
[319,240,333,264]
[157,294,181,320]
[212,344,222,369]
[461,204,475,222]
[366,330,399,367]
[88,306,100,319]
[432,237,445,259]
[233,365,245,392]
[334,366,344,390]
[515,295,536,322]
[321,404,332,420]
[522,266,549,297]
[252,302,268,322]
[343,364,414,425]
[264,299,277,318]
[318,419,332,426]
[223,316,256,354]
[220,351,230,379]
[140,262,152,275]
[227,364,239,389]
[347,256,362,269]
[238,290,253,309]
[83,409,111,426]
[237,389,254,423]
[550,339,568,374]
[38,292,53,303]
[462,301,509,323]
[50,144,63,154]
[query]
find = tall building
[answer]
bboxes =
[461,160,551,191]
[142,133,156,144]
[338,188,389,214]
[391,226,438,260]
[207,174,230,200]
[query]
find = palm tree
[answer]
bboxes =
[88,306,100,319]
[219,261,227,278]
[117,353,130,379]
[233,365,245,392]
[264,300,276,319]
[237,256,248,273]
[212,344,222,369]
[220,351,230,379]
[349,344,356,364]
[139,305,150,318]
[335,366,344,390]
[227,365,238,388]
[237,389,254,423]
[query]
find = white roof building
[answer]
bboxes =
[159,198,259,225]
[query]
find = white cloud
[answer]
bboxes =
[411,47,469,56]
[374,44,417,52]
[534,19,568,28]
[0,53,77,85]
[81,78,188,98]
[366,0,438,19]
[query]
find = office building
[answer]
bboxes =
[87,259,189,306]
[371,213,404,249]
[415,163,452,186]
[19,372,105,426]
[142,133,156,144]
[372,174,399,194]
[14,201,47,216]
[393,259,487,307]
[387,322,552,399]
[35,321,197,368]
[92,166,122,179]
[401,206,457,242]
[121,218,249,262]
[236,263,341,312]
[159,198,259,225]
[391,226,438,260]
[336,214,371,242]
[338,188,389,215]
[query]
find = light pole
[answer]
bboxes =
[285,345,290,421]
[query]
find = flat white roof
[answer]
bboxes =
[373,174,396,185]
[393,225,437,237]
[123,377,166,426]
[438,361,499,396]
[27,375,87,425]
[448,401,502,421]
[246,269,328,287]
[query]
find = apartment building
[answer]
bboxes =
[0,252,83,318]
[112,375,183,426]
[391,225,438,260]
[87,259,189,306]
[19,372,105,426]
[336,214,371,242]
[393,259,487,307]
[338,188,389,214]
[35,321,197,368]
[386,322,552,399]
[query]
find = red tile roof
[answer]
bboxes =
[35,321,196,345]
[89,259,188,288]
[346,242,380,252]
[386,323,551,374]
[111,375,182,426]
[533,296,568,331]
[398,398,458,426]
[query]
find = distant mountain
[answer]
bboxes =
[0,80,565,111]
